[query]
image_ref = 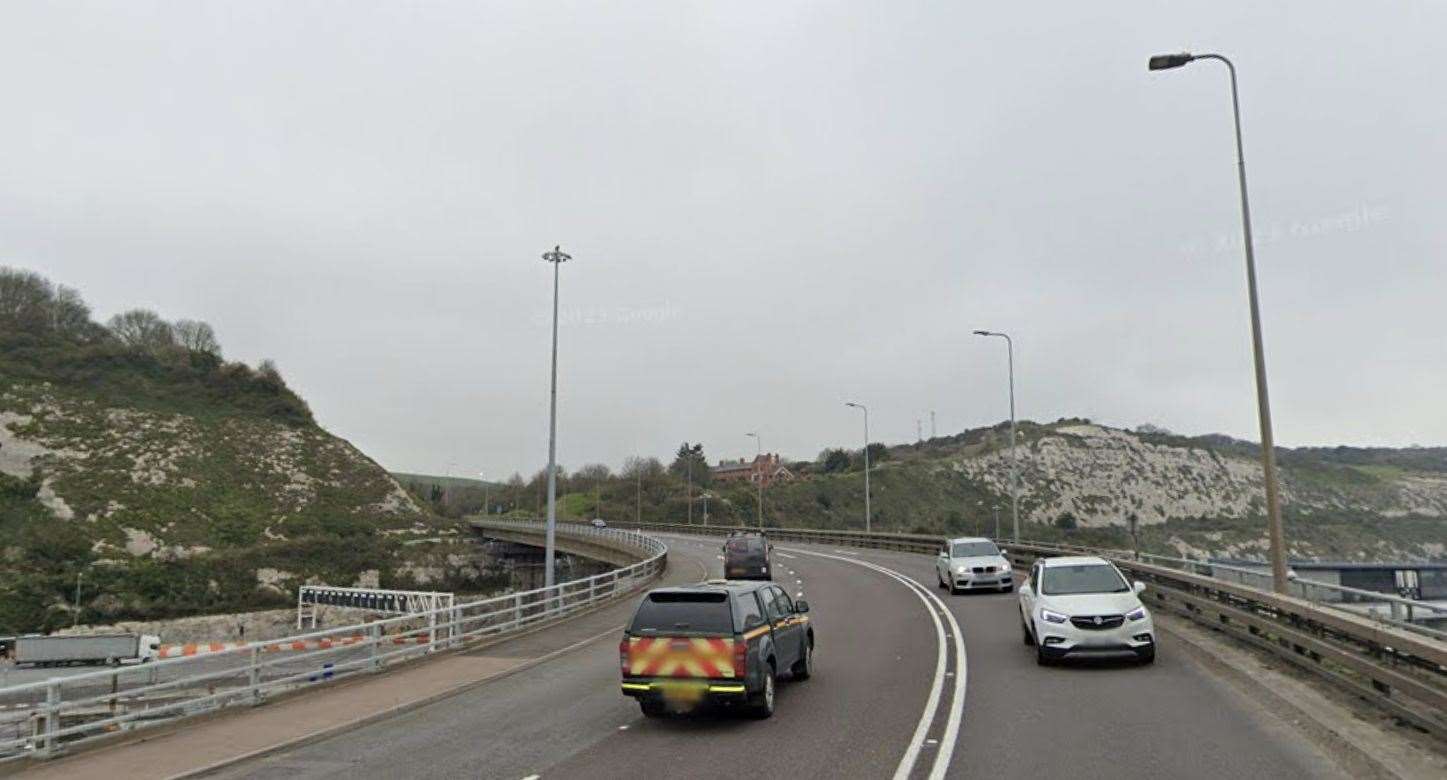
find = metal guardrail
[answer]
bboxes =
[617,521,1447,739]
[0,521,665,763]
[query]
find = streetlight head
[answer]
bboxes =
[845,402,859,409]
[972,330,993,337]
[542,245,571,263]
[1148,52,1194,71]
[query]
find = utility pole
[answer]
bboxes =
[686,455,693,525]
[1149,51,1289,594]
[930,410,936,439]
[974,330,1019,542]
[916,418,922,443]
[702,493,710,526]
[845,402,871,533]
[745,432,763,528]
[992,504,1001,541]
[635,464,642,524]
[73,570,84,628]
[541,245,570,589]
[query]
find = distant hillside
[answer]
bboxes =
[483,422,1446,563]
[0,268,480,634]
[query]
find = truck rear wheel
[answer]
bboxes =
[748,665,776,719]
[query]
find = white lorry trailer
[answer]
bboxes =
[13,634,161,667]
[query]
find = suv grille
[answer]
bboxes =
[971,566,997,574]
[1070,614,1125,630]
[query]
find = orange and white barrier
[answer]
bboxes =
[157,634,432,659]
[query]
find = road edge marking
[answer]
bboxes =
[781,547,954,780]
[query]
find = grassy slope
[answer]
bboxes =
[0,334,469,634]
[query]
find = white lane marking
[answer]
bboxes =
[522,775,541,780]
[618,725,629,731]
[784,548,949,780]
[776,552,797,560]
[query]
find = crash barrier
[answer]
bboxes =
[0,521,665,763]
[617,521,1447,739]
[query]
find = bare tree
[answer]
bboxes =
[107,309,176,351]
[0,267,55,333]
[173,319,222,356]
[620,456,665,480]
[49,286,93,339]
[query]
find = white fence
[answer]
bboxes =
[0,521,666,763]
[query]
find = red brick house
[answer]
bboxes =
[712,453,794,487]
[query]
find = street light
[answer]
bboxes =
[845,402,871,532]
[974,329,1019,542]
[541,245,570,589]
[1149,51,1289,594]
[745,432,763,528]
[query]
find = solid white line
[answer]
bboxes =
[776,552,797,560]
[782,548,951,780]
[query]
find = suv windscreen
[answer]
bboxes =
[1040,564,1128,595]
[629,592,735,634]
[951,541,999,558]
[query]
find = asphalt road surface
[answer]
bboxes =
[211,533,1346,780]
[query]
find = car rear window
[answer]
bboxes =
[726,538,765,554]
[630,592,735,634]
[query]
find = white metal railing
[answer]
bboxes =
[0,521,665,763]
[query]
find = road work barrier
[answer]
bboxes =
[616,521,1447,740]
[0,521,665,764]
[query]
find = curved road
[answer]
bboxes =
[211,533,1346,780]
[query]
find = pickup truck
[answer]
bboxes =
[620,581,813,718]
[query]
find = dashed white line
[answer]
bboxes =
[776,552,797,560]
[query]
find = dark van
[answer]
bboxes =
[723,533,773,580]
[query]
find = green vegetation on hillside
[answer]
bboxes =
[0,268,473,635]
[479,422,1446,563]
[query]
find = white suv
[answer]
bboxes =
[1018,556,1155,665]
[934,537,1013,594]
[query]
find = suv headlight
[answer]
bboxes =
[1041,608,1068,624]
[999,562,1011,573]
[954,564,966,574]
[1126,607,1147,622]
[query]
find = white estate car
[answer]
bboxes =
[1018,556,1156,666]
[934,537,1014,594]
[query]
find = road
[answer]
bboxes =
[209,533,1345,780]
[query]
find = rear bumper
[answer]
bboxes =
[621,678,751,705]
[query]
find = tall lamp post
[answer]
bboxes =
[745,432,763,528]
[974,329,1018,542]
[541,245,570,589]
[1149,51,1288,594]
[845,402,871,532]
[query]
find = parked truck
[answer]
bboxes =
[13,634,161,667]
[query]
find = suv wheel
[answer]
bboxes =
[1035,638,1055,667]
[749,664,776,719]
[1138,647,1156,665]
[640,700,667,718]
[1021,617,1034,646]
[791,640,813,681]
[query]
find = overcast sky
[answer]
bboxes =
[3,2,1444,477]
